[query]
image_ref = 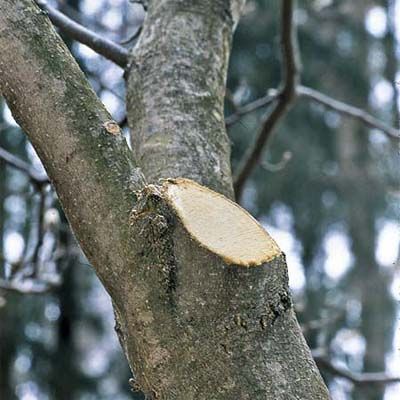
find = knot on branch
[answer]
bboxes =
[103,120,121,136]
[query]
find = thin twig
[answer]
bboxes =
[0,146,49,185]
[227,86,399,139]
[34,0,129,68]
[225,89,279,126]
[298,85,399,140]
[233,0,300,200]
[314,354,400,386]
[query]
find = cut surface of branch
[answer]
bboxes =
[118,179,329,399]
[162,179,281,266]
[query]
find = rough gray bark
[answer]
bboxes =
[114,179,329,399]
[0,0,329,399]
[127,0,243,198]
[0,0,145,302]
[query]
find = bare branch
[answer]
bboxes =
[0,0,145,291]
[313,353,400,386]
[35,0,129,68]
[0,146,49,185]
[227,85,399,139]
[233,0,300,200]
[225,90,278,126]
[231,0,398,200]
[298,85,399,140]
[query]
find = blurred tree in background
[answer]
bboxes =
[0,0,399,399]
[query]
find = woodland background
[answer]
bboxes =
[0,0,399,399]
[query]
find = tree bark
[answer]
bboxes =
[127,0,243,198]
[115,178,329,399]
[0,0,329,398]
[0,0,145,302]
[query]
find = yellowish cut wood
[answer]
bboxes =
[162,178,282,267]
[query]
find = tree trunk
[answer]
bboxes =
[0,0,329,398]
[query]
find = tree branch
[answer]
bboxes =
[127,0,240,198]
[0,0,145,298]
[314,353,400,386]
[0,146,49,185]
[225,89,278,126]
[34,0,129,68]
[233,0,300,200]
[231,0,399,200]
[227,85,399,139]
[297,85,399,140]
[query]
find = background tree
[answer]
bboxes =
[0,0,399,399]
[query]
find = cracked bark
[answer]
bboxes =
[0,0,329,398]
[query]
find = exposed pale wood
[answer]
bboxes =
[163,179,282,266]
[118,179,329,399]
